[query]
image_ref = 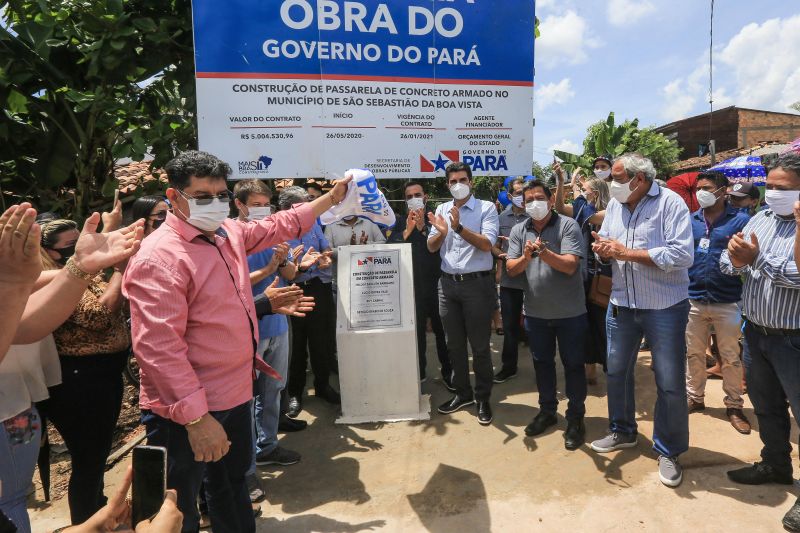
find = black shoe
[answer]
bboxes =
[477,400,493,425]
[287,396,302,418]
[563,418,586,450]
[524,411,557,437]
[493,368,517,384]
[278,414,307,432]
[727,462,793,485]
[256,446,301,466]
[783,499,800,532]
[442,371,456,392]
[315,385,341,405]
[437,395,475,414]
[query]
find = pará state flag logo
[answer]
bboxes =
[420,150,460,172]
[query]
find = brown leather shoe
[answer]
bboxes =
[688,398,705,413]
[727,408,752,434]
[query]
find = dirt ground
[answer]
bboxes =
[30,333,798,532]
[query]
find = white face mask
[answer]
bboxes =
[609,178,640,204]
[764,189,799,217]
[406,197,425,211]
[594,169,611,180]
[696,189,720,210]
[246,206,271,221]
[184,197,231,232]
[526,200,550,221]
[510,195,524,208]
[450,182,471,201]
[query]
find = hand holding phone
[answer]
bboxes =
[132,445,167,525]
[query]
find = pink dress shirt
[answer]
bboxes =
[122,206,315,425]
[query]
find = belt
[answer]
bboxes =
[441,270,492,282]
[746,319,800,337]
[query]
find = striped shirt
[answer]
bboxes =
[720,209,800,329]
[598,182,694,310]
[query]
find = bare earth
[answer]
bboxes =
[30,333,797,532]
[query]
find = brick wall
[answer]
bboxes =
[737,109,800,148]
[655,107,739,157]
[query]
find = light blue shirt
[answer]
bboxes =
[598,182,694,310]
[287,223,332,284]
[720,209,800,330]
[428,195,499,274]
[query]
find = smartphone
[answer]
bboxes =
[132,445,167,525]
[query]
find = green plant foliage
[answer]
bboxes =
[0,0,196,218]
[553,112,682,179]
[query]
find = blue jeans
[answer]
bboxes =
[0,407,41,533]
[606,300,690,457]
[525,314,588,419]
[500,287,525,373]
[743,322,800,476]
[248,332,289,476]
[142,401,254,533]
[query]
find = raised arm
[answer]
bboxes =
[0,204,41,360]
[13,214,144,346]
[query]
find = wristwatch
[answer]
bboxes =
[454,223,464,234]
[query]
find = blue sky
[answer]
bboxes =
[533,0,800,164]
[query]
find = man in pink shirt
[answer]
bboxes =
[123,151,349,533]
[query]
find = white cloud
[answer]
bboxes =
[536,10,602,68]
[607,0,657,28]
[661,15,800,122]
[719,15,800,110]
[548,139,582,155]
[535,78,575,111]
[660,64,706,121]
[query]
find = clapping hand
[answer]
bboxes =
[296,246,321,270]
[448,206,460,230]
[269,242,290,267]
[318,250,333,269]
[275,295,316,317]
[74,213,145,274]
[0,203,42,288]
[264,277,304,309]
[591,231,625,260]
[728,231,760,268]
[427,212,448,235]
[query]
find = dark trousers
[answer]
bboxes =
[743,323,800,476]
[525,314,588,419]
[44,351,126,524]
[142,401,254,533]
[288,278,334,397]
[583,280,608,368]
[415,280,450,379]
[499,286,525,373]
[438,275,495,401]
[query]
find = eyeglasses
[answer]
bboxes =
[178,189,233,206]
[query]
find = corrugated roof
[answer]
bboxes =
[671,141,787,174]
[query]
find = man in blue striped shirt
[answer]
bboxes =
[722,153,800,533]
[588,153,694,488]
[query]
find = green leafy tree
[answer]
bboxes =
[0,0,196,217]
[553,112,682,179]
